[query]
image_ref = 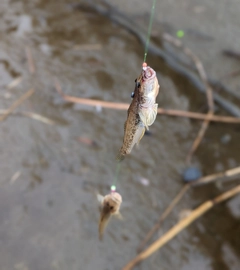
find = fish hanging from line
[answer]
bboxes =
[117,62,160,160]
[97,191,122,240]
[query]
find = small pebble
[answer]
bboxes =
[96,105,102,112]
[183,166,202,182]
[138,177,150,186]
[221,134,231,144]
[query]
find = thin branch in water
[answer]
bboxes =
[162,33,214,163]
[54,81,240,123]
[192,165,240,186]
[7,76,22,90]
[186,113,212,163]
[0,89,35,122]
[123,184,240,270]
[0,110,55,125]
[10,171,21,184]
[137,184,190,252]
[138,165,240,252]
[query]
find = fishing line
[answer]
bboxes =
[143,0,157,63]
[111,0,157,192]
[111,162,121,192]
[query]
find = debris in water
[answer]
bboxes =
[77,137,98,147]
[10,171,21,184]
[221,134,231,144]
[183,167,202,182]
[138,177,150,186]
[7,76,22,90]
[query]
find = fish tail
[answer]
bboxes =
[116,152,125,162]
[99,216,110,241]
[98,220,105,240]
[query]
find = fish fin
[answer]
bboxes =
[136,127,145,145]
[99,213,111,241]
[139,109,149,129]
[97,194,104,204]
[139,104,158,128]
[115,211,123,220]
[147,103,158,126]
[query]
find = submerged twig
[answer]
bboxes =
[0,89,35,122]
[162,33,215,163]
[137,184,190,252]
[138,165,240,252]
[55,82,240,124]
[10,171,21,184]
[186,115,212,162]
[0,110,55,125]
[193,165,240,186]
[7,76,22,90]
[123,184,240,270]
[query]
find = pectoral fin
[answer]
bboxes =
[97,194,104,204]
[139,104,158,129]
[99,214,111,240]
[136,127,145,145]
[130,125,145,149]
[114,211,123,220]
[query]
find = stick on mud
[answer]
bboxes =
[0,89,35,122]
[138,165,240,252]
[162,33,215,163]
[54,80,240,124]
[123,184,240,270]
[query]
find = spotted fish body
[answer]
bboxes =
[98,192,122,240]
[117,64,159,160]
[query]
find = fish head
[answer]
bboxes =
[142,66,156,81]
[140,65,159,98]
[102,192,122,215]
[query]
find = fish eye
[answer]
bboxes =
[110,206,114,210]
[131,92,135,98]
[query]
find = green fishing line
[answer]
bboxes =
[111,162,121,192]
[143,0,157,63]
[111,0,157,191]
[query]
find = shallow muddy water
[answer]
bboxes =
[0,1,239,270]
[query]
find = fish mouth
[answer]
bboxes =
[142,67,155,80]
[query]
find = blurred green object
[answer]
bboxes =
[111,185,116,191]
[176,30,185,38]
